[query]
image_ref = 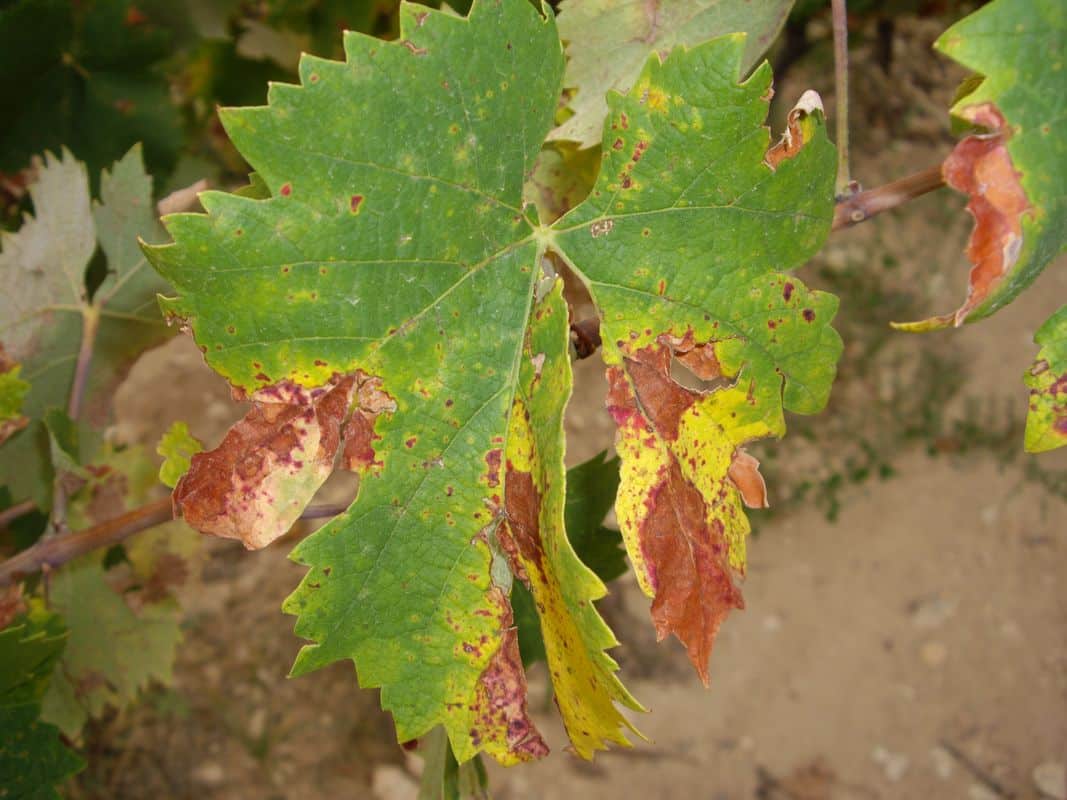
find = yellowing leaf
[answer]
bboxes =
[1025,305,1067,453]
[497,281,642,757]
[157,421,204,489]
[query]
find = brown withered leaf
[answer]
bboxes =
[607,338,774,684]
[175,372,393,549]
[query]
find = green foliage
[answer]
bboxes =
[550,0,794,147]
[0,0,183,178]
[144,0,838,762]
[418,726,489,800]
[0,610,85,798]
[157,421,203,488]
[41,551,183,737]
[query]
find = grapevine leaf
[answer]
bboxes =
[38,445,190,737]
[0,609,85,799]
[552,40,839,682]
[0,345,29,446]
[143,0,838,759]
[0,0,183,178]
[157,421,204,489]
[40,551,183,738]
[0,146,172,508]
[515,452,626,667]
[1025,305,1067,453]
[549,0,794,148]
[0,609,66,707]
[896,0,1066,331]
[495,282,641,756]
[147,0,569,763]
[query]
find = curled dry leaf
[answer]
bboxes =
[765,90,825,170]
[174,372,393,549]
[895,0,1065,331]
[895,104,1031,331]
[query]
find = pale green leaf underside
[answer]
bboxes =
[41,552,182,738]
[145,0,839,762]
[550,0,794,148]
[935,0,1066,322]
[0,145,172,507]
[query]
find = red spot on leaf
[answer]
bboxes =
[280,183,292,197]
[783,282,795,301]
[803,309,815,322]
[484,449,502,488]
[350,194,363,213]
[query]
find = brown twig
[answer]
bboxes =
[0,500,37,530]
[831,165,945,230]
[1,497,172,585]
[938,740,1013,798]
[831,0,851,194]
[0,497,353,585]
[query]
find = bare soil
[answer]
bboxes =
[73,14,1066,800]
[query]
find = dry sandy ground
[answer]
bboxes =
[71,14,1066,800]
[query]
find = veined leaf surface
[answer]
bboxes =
[145,0,838,762]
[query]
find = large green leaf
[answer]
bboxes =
[0,146,172,508]
[899,0,1066,330]
[145,0,837,762]
[549,0,794,148]
[1025,305,1067,453]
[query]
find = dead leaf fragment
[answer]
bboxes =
[765,90,825,169]
[727,450,769,509]
[175,374,364,549]
[895,103,1031,331]
[605,334,764,684]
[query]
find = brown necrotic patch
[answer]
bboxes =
[175,371,393,549]
[605,332,770,683]
[942,103,1032,326]
[340,373,396,474]
[468,588,548,761]
[642,459,744,685]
